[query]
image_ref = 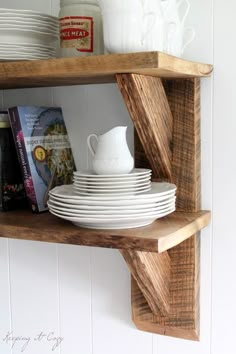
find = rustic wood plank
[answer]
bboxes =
[0,52,213,89]
[121,250,171,316]
[116,74,173,180]
[0,209,209,253]
[131,78,202,340]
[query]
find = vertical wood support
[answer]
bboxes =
[116,74,201,340]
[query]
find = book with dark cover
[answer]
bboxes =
[8,106,75,212]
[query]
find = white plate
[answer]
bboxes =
[0,9,58,21]
[0,46,56,53]
[0,18,58,28]
[0,27,58,37]
[0,20,58,28]
[49,182,176,201]
[0,55,54,61]
[73,175,151,183]
[0,50,55,56]
[73,184,151,194]
[48,205,175,218]
[0,24,58,36]
[73,176,150,186]
[0,42,56,50]
[73,181,150,189]
[48,195,176,210]
[49,206,175,229]
[48,201,176,216]
[73,168,152,179]
[0,29,58,44]
[49,191,175,206]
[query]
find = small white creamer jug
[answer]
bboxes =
[87,126,134,175]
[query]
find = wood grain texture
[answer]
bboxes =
[131,78,202,340]
[163,78,201,211]
[121,250,171,316]
[0,52,213,89]
[116,74,173,180]
[0,210,209,253]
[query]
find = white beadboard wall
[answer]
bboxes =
[0,0,234,353]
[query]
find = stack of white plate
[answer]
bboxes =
[48,180,177,230]
[73,168,152,196]
[0,8,59,61]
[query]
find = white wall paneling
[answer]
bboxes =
[0,239,12,354]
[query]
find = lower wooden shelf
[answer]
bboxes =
[0,209,210,253]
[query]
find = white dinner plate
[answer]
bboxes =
[0,18,58,29]
[0,54,55,60]
[48,195,176,210]
[49,206,175,229]
[73,168,152,179]
[0,28,58,45]
[49,182,176,201]
[0,9,58,22]
[0,21,59,33]
[0,42,56,50]
[0,27,58,37]
[48,200,176,216]
[0,46,56,53]
[73,184,151,195]
[73,176,151,186]
[73,181,151,189]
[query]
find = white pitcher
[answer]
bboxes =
[87,126,134,175]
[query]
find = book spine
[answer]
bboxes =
[8,107,39,212]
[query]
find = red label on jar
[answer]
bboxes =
[60,16,94,52]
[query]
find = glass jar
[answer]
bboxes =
[59,0,104,57]
[0,112,27,211]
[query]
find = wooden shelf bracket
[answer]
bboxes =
[116,74,203,341]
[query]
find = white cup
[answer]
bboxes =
[166,24,195,56]
[102,10,157,53]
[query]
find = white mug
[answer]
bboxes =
[166,24,195,56]
[102,10,157,53]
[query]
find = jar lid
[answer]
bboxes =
[0,111,10,128]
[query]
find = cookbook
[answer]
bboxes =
[8,106,75,212]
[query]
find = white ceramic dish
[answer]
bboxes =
[0,18,58,28]
[49,182,176,201]
[49,191,176,206]
[49,206,175,229]
[0,27,58,37]
[73,176,151,188]
[0,52,55,59]
[73,184,151,194]
[73,168,151,179]
[0,46,56,53]
[73,189,151,197]
[73,181,151,191]
[48,195,176,210]
[0,8,58,21]
[0,24,58,35]
[48,200,176,216]
[0,42,56,50]
[0,57,54,61]
[0,29,58,45]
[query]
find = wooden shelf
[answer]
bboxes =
[0,209,210,253]
[0,52,213,341]
[0,51,213,89]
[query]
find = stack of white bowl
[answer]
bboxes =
[0,8,59,61]
[47,168,177,230]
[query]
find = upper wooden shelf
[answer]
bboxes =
[0,210,210,253]
[0,51,213,89]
